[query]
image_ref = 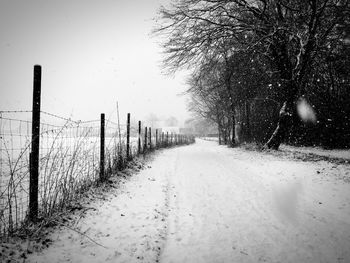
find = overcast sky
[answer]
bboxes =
[0,0,190,125]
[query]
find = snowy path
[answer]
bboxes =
[28,139,350,263]
[160,140,350,263]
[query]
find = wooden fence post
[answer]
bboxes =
[100,113,105,181]
[144,127,147,153]
[149,127,152,150]
[29,65,41,222]
[138,121,141,155]
[166,132,169,147]
[155,129,158,149]
[126,113,130,160]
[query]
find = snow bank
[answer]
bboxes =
[280,144,350,161]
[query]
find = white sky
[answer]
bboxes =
[0,0,190,125]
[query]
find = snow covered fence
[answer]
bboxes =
[0,110,104,239]
[0,65,195,240]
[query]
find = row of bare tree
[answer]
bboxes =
[154,0,350,149]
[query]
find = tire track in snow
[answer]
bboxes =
[155,148,180,262]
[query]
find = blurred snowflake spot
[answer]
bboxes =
[297,97,317,124]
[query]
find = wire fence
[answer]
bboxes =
[0,111,31,237]
[0,111,99,237]
[0,110,194,239]
[0,65,195,240]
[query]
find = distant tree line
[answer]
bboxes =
[155,0,350,149]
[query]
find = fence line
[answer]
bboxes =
[0,65,195,239]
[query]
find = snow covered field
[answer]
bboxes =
[23,139,350,263]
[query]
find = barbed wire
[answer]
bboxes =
[0,117,32,124]
[0,110,32,113]
[106,120,118,126]
[40,111,82,124]
[80,119,100,124]
[1,106,164,239]
[0,110,109,127]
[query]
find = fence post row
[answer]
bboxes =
[126,113,130,160]
[100,113,105,181]
[29,65,41,222]
[25,65,194,227]
[138,121,141,155]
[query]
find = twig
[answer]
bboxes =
[53,220,109,249]
[73,207,96,227]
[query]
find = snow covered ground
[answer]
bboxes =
[23,139,350,262]
[280,144,350,161]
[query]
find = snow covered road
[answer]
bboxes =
[28,139,350,263]
[160,140,350,263]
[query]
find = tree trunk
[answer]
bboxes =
[223,64,236,147]
[223,127,228,145]
[227,118,232,145]
[245,101,251,141]
[218,119,224,145]
[264,101,293,150]
[231,114,236,146]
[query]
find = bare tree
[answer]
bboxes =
[155,0,350,149]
